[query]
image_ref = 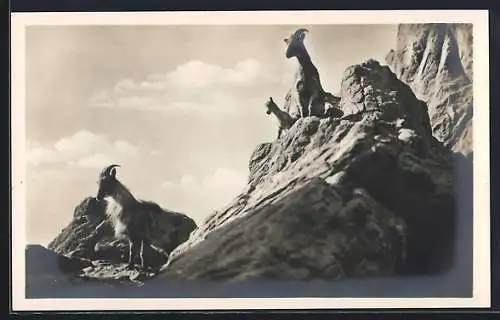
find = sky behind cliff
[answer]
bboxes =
[25,24,398,245]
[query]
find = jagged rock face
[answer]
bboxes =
[162,60,456,281]
[385,23,473,156]
[48,197,197,269]
[165,179,406,280]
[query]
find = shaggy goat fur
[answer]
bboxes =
[94,164,168,269]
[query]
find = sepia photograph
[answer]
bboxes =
[11,10,490,310]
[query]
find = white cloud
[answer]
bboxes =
[88,59,285,114]
[180,174,197,187]
[150,150,163,157]
[157,59,266,88]
[160,167,247,224]
[204,167,249,192]
[27,130,139,168]
[70,153,118,168]
[114,79,137,93]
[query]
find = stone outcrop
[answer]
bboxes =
[386,23,473,156]
[161,59,456,281]
[48,196,197,270]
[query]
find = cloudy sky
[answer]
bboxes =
[25,24,397,245]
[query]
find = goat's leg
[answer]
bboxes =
[127,239,138,268]
[139,239,146,269]
[277,127,283,139]
[308,94,318,117]
[300,101,308,118]
[127,240,134,267]
[297,94,307,118]
[309,86,327,117]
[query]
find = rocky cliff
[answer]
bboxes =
[385,23,473,156]
[48,196,197,272]
[161,59,457,281]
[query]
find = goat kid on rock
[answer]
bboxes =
[92,164,169,270]
[265,97,296,139]
[284,28,343,119]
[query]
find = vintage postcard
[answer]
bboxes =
[11,10,490,311]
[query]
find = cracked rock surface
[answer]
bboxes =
[162,59,456,281]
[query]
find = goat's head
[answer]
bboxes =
[283,28,309,58]
[265,97,277,115]
[96,164,120,201]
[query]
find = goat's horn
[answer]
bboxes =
[101,164,120,177]
[293,28,309,39]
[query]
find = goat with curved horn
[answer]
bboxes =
[281,28,343,119]
[293,28,309,37]
[93,164,169,270]
[100,164,120,178]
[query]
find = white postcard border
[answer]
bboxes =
[11,10,490,311]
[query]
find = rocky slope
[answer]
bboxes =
[48,196,197,272]
[385,23,473,156]
[161,59,457,281]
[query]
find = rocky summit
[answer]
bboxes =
[162,58,457,281]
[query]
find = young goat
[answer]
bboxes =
[265,97,296,139]
[93,164,168,269]
[283,28,342,118]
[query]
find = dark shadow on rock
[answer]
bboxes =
[449,151,473,294]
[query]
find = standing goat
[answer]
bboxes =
[93,164,168,269]
[265,97,296,139]
[283,28,342,118]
